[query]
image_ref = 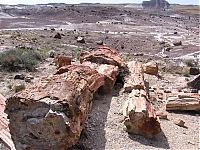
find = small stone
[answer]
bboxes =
[143,61,158,75]
[49,50,56,58]
[14,74,25,80]
[173,41,182,46]
[77,36,85,43]
[96,40,103,45]
[189,67,199,75]
[25,77,32,83]
[173,118,185,127]
[190,89,198,93]
[54,33,62,39]
[174,32,178,34]
[156,110,168,120]
[164,89,172,93]
[149,88,155,92]
[165,47,171,52]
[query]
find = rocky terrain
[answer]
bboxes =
[0,3,199,150]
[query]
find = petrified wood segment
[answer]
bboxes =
[123,89,161,138]
[80,46,123,67]
[56,65,105,93]
[166,94,200,111]
[5,70,103,150]
[82,62,119,93]
[0,94,15,150]
[123,61,145,92]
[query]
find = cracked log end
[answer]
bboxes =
[5,71,93,150]
[123,90,161,138]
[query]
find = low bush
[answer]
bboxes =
[0,48,46,71]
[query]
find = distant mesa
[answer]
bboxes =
[142,0,170,9]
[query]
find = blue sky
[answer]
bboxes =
[0,0,199,5]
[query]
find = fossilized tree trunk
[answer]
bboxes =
[0,94,15,150]
[123,61,145,92]
[122,61,161,138]
[166,94,200,111]
[5,67,104,150]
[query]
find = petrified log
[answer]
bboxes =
[166,94,200,111]
[80,46,123,67]
[0,94,15,150]
[82,61,119,93]
[5,68,104,150]
[123,61,145,92]
[187,74,200,90]
[56,65,105,93]
[123,89,161,138]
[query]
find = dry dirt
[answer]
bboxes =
[0,3,199,150]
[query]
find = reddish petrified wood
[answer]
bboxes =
[166,93,200,111]
[80,46,123,67]
[0,94,15,150]
[5,69,105,150]
[123,61,145,93]
[123,89,161,138]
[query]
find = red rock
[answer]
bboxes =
[156,110,168,119]
[0,94,15,150]
[5,65,108,150]
[123,61,145,92]
[56,65,105,93]
[123,89,161,138]
[54,55,71,68]
[143,61,158,75]
[80,46,123,67]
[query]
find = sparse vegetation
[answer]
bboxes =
[184,59,198,67]
[0,48,46,71]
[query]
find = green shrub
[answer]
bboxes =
[184,59,198,67]
[0,48,45,71]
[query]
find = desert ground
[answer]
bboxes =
[0,3,199,150]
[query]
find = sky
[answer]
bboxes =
[0,0,199,5]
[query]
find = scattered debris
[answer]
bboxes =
[96,40,103,45]
[143,61,158,75]
[173,41,182,46]
[14,74,25,80]
[0,94,16,150]
[166,93,200,111]
[187,75,200,90]
[49,50,56,58]
[77,36,85,43]
[189,67,199,75]
[54,33,62,39]
[54,55,72,68]
[156,110,168,119]
[173,118,186,128]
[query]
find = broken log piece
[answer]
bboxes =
[123,89,161,138]
[187,74,200,90]
[56,65,105,93]
[80,46,123,67]
[123,61,145,92]
[6,70,104,150]
[82,62,119,93]
[166,95,200,111]
[0,94,15,150]
[53,55,72,68]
